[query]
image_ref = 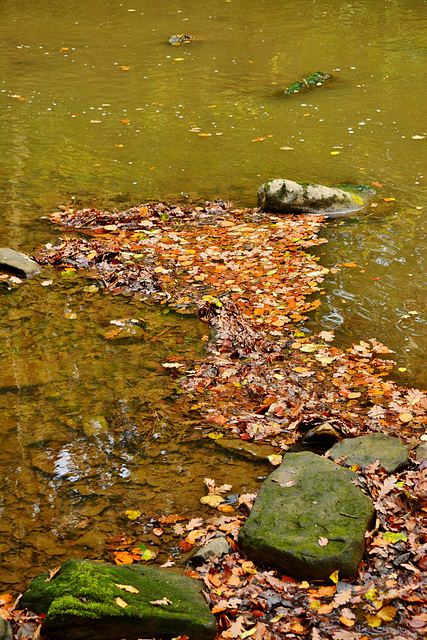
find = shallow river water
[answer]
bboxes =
[0,0,426,592]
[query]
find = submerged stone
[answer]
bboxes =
[0,247,41,277]
[328,433,409,473]
[20,559,216,640]
[239,452,374,581]
[258,179,366,216]
[214,437,278,461]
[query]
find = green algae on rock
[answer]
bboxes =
[20,559,216,640]
[258,179,366,216]
[239,452,375,581]
[284,71,330,94]
[327,433,409,474]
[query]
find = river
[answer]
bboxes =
[0,0,426,592]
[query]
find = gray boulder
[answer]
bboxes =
[189,532,231,565]
[239,452,374,581]
[257,179,364,216]
[415,442,427,461]
[0,247,41,277]
[328,433,409,473]
[20,559,216,640]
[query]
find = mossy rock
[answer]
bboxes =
[239,452,375,580]
[258,179,365,216]
[284,71,330,95]
[328,434,409,473]
[20,559,217,640]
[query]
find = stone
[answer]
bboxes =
[415,442,427,461]
[328,434,409,473]
[0,248,41,277]
[258,179,365,217]
[239,452,374,581]
[189,533,231,565]
[0,618,13,640]
[81,415,109,438]
[20,559,216,640]
[214,437,278,461]
[284,71,330,95]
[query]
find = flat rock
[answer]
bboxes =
[239,452,374,581]
[328,433,409,473]
[20,559,216,640]
[0,247,41,277]
[258,179,365,216]
[214,437,277,461]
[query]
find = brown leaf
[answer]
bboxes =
[318,537,329,547]
[222,615,246,638]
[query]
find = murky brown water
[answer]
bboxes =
[0,0,426,592]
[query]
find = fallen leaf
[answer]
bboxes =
[318,537,329,546]
[115,597,128,608]
[125,509,141,520]
[150,597,172,605]
[115,583,139,594]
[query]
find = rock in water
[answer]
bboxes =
[0,247,41,277]
[284,71,330,94]
[20,559,217,640]
[328,433,409,473]
[258,179,365,216]
[239,452,375,580]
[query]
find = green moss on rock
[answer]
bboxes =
[284,71,330,95]
[21,559,216,640]
[239,452,375,580]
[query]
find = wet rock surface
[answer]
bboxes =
[328,433,409,473]
[239,452,375,580]
[214,437,278,461]
[0,248,41,277]
[20,559,217,640]
[258,179,365,216]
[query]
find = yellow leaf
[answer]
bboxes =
[120,66,130,70]
[267,454,283,466]
[366,614,382,628]
[398,412,413,423]
[330,151,340,155]
[200,494,224,507]
[115,597,128,608]
[115,583,139,594]
[125,509,141,520]
[377,606,397,622]
[329,570,339,584]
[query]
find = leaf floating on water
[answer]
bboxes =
[162,362,185,368]
[125,509,141,520]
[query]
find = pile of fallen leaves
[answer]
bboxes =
[4,201,424,639]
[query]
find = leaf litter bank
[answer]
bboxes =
[5,202,425,639]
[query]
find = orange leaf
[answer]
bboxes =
[121,119,131,123]
[339,616,355,627]
[398,412,413,423]
[342,262,358,268]
[0,594,13,606]
[114,551,134,565]
[251,137,267,142]
[383,197,396,202]
[318,604,334,614]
